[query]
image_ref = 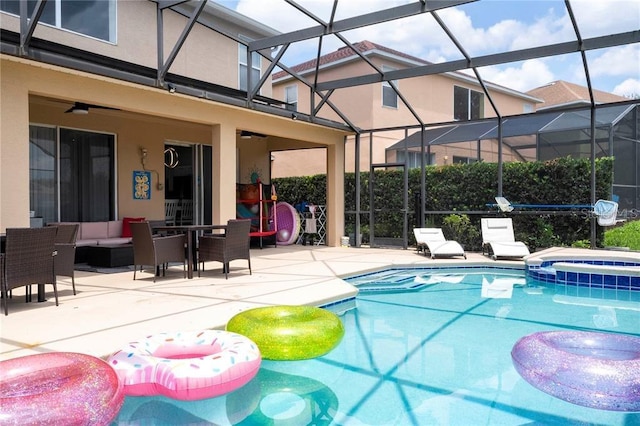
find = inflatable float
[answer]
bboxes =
[228,368,338,425]
[275,202,300,245]
[511,330,640,411]
[107,329,261,401]
[0,352,124,425]
[226,305,344,360]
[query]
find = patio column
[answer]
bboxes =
[0,62,30,231]
[326,138,345,247]
[211,124,236,225]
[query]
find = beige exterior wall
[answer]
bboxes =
[273,55,537,176]
[0,56,347,245]
[0,2,272,96]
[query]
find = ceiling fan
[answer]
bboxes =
[64,102,119,114]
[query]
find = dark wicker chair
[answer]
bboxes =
[198,219,251,279]
[1,227,58,315]
[52,223,79,295]
[130,221,186,282]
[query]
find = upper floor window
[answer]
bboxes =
[238,43,261,93]
[454,86,484,121]
[382,65,398,108]
[285,85,297,111]
[1,0,116,43]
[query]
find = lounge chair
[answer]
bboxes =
[481,218,530,260]
[413,228,466,259]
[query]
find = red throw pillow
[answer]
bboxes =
[122,217,145,238]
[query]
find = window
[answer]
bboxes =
[396,150,434,168]
[1,0,116,42]
[29,125,115,223]
[382,65,398,108]
[453,155,480,164]
[454,86,484,121]
[29,126,57,225]
[285,85,298,111]
[238,43,261,93]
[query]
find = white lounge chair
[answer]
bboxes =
[413,228,466,259]
[480,218,530,260]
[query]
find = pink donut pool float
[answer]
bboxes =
[0,352,124,425]
[107,329,261,401]
[511,331,640,411]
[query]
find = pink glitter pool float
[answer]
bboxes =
[511,330,640,411]
[0,352,124,425]
[107,329,261,401]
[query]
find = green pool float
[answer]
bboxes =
[226,305,345,360]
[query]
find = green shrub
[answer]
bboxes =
[442,214,481,252]
[604,220,640,250]
[571,239,591,248]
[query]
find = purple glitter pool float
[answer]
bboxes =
[511,331,640,412]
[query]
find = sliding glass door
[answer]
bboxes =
[29,126,115,224]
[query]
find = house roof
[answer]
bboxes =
[272,40,428,80]
[527,80,628,111]
[272,40,540,104]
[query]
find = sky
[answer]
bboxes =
[215,0,640,97]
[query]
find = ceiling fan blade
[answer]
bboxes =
[64,102,118,113]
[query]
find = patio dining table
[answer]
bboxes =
[152,224,227,279]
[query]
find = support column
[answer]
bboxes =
[325,139,345,247]
[211,123,237,225]
[0,61,30,231]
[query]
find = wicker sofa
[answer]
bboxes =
[49,219,147,264]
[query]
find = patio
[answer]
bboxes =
[2,245,636,362]
[0,246,505,361]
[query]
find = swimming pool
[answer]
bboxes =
[112,267,640,425]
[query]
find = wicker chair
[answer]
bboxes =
[198,219,251,279]
[1,227,58,315]
[130,221,186,282]
[52,223,79,295]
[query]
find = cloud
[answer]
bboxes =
[477,59,556,92]
[613,79,640,98]
[588,45,640,77]
[231,0,638,93]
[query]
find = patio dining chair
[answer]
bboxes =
[179,199,193,225]
[130,221,186,282]
[1,227,58,315]
[165,199,180,226]
[198,219,251,279]
[52,223,79,295]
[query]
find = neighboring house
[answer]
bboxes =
[527,80,628,111]
[0,1,348,245]
[271,40,541,176]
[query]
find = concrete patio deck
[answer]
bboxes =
[2,245,636,362]
[1,246,503,361]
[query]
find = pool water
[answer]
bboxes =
[112,267,640,425]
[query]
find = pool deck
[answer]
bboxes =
[1,246,637,362]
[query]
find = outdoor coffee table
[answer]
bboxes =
[86,244,134,268]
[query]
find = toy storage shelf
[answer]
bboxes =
[236,182,277,248]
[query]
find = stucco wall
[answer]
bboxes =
[0,1,273,96]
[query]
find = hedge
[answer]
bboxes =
[273,157,614,251]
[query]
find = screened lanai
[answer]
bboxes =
[2,0,639,248]
[386,103,640,211]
